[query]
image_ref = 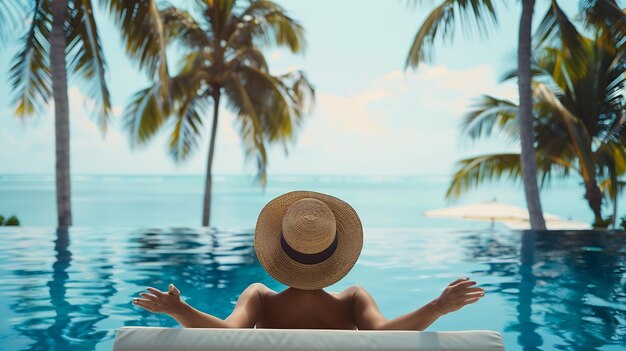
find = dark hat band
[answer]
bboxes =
[280,231,339,265]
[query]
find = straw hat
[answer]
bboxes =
[254,191,363,290]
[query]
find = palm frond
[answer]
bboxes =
[201,0,235,41]
[596,141,626,174]
[461,95,519,141]
[124,82,170,147]
[501,47,568,95]
[231,78,268,184]
[226,47,268,71]
[533,82,595,180]
[255,9,305,52]
[581,0,626,44]
[595,141,626,209]
[236,65,312,143]
[534,0,587,76]
[0,0,26,48]
[102,0,169,84]
[168,93,208,162]
[446,152,570,199]
[66,0,111,131]
[446,153,524,199]
[599,50,626,143]
[178,50,213,75]
[166,71,211,161]
[405,0,498,69]
[10,0,51,117]
[227,0,306,53]
[221,67,313,184]
[160,6,211,48]
[277,69,315,116]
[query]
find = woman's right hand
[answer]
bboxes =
[133,284,184,314]
[430,277,485,315]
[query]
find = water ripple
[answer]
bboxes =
[0,228,623,350]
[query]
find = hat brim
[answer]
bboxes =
[254,191,363,290]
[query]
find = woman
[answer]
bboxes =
[133,191,484,330]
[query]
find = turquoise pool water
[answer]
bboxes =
[0,228,624,351]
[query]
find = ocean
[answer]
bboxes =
[0,174,618,228]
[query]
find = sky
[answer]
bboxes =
[0,0,580,176]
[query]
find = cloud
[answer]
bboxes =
[266,64,518,175]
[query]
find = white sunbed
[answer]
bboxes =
[112,327,505,351]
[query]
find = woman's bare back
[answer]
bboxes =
[256,286,357,329]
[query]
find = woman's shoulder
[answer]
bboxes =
[245,282,276,297]
[342,285,367,295]
[331,285,368,299]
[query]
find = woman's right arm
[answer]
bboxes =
[133,283,264,328]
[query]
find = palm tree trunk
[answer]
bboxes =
[518,0,546,230]
[51,0,72,228]
[584,181,604,226]
[611,194,618,229]
[610,167,618,228]
[202,88,221,227]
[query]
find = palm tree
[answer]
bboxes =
[447,31,626,227]
[123,0,314,226]
[8,0,167,227]
[404,0,621,229]
[10,0,111,227]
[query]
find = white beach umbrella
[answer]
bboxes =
[502,218,590,230]
[423,200,585,229]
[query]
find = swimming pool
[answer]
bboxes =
[0,228,623,350]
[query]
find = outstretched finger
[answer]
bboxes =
[133,298,155,305]
[459,291,485,300]
[448,277,469,286]
[147,287,166,297]
[139,292,158,302]
[453,287,484,296]
[462,297,481,305]
[451,280,477,290]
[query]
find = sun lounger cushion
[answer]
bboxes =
[112,327,505,351]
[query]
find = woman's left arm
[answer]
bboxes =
[353,278,484,331]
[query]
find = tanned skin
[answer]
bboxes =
[132,277,484,330]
